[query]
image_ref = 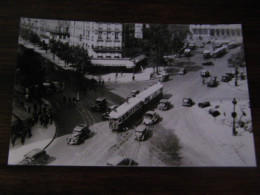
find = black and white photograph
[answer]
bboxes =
[8,18,256,167]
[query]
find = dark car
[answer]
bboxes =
[209,108,220,117]
[198,101,210,108]
[207,77,218,87]
[66,124,90,145]
[102,105,118,120]
[202,61,214,66]
[182,98,193,107]
[221,75,232,82]
[51,81,64,92]
[158,99,171,110]
[200,70,210,77]
[19,149,49,165]
[91,97,107,112]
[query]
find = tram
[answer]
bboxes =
[109,83,163,131]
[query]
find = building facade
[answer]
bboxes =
[189,24,243,42]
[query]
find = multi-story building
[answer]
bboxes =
[20,18,70,43]
[69,21,123,59]
[188,24,242,42]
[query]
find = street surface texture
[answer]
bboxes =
[12,43,256,166]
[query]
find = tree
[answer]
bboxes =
[141,24,189,73]
[228,49,245,86]
[49,39,58,60]
[29,31,40,47]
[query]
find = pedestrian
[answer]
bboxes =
[101,80,105,86]
[132,74,135,81]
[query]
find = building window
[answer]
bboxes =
[115,32,119,39]
[226,29,230,36]
[98,32,102,39]
[221,29,225,36]
[107,32,110,39]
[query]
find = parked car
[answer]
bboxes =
[130,90,140,97]
[102,105,118,120]
[159,73,169,82]
[41,81,54,95]
[107,155,138,166]
[184,48,191,57]
[143,111,159,125]
[51,81,64,92]
[209,108,220,117]
[182,98,193,107]
[203,50,211,59]
[200,70,210,77]
[158,99,171,110]
[225,73,234,78]
[66,124,90,145]
[202,61,214,66]
[198,101,210,108]
[19,149,49,165]
[178,68,187,75]
[207,76,218,87]
[221,75,232,82]
[91,97,107,112]
[135,125,148,141]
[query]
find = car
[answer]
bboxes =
[203,50,211,59]
[182,98,193,107]
[221,75,232,82]
[41,81,54,95]
[130,90,140,97]
[225,73,234,78]
[200,70,210,77]
[207,76,218,87]
[66,124,90,145]
[178,68,187,75]
[143,111,159,125]
[159,73,169,82]
[188,43,196,50]
[51,81,64,92]
[158,99,171,110]
[198,101,210,108]
[202,61,214,66]
[135,125,148,141]
[91,97,107,112]
[184,48,191,56]
[19,149,49,165]
[107,155,138,166]
[209,108,220,117]
[102,105,118,120]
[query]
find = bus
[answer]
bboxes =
[109,83,163,131]
[212,46,228,58]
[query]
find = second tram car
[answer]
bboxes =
[109,83,163,131]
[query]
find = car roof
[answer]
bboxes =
[135,125,147,132]
[160,99,168,103]
[96,97,106,101]
[145,111,156,115]
[74,124,87,131]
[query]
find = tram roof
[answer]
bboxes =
[109,83,163,119]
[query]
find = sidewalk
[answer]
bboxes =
[8,123,56,165]
[19,38,166,84]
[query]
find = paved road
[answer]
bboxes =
[45,45,254,166]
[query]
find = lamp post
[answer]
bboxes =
[232,98,237,136]
[234,66,238,87]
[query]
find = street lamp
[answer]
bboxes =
[231,98,237,136]
[234,66,238,87]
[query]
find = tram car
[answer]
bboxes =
[109,83,163,131]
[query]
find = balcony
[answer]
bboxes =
[92,46,123,52]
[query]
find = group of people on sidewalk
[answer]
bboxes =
[11,102,54,147]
